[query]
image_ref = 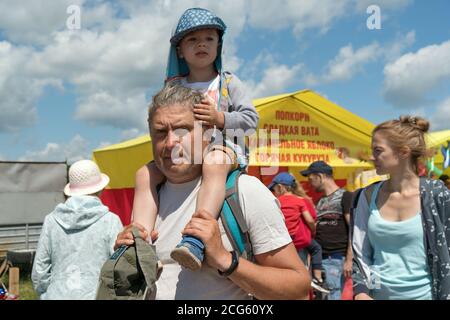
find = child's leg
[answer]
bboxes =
[307,239,324,281]
[170,147,236,270]
[196,149,235,218]
[131,161,165,243]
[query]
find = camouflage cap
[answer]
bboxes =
[96,227,161,300]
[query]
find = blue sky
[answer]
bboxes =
[0,0,449,163]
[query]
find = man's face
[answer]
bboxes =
[445,179,450,190]
[307,173,323,192]
[150,104,205,182]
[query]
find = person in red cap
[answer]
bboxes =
[268,172,330,295]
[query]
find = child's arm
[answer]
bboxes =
[301,210,316,235]
[193,94,225,129]
[193,74,259,131]
[131,162,164,236]
[222,74,259,131]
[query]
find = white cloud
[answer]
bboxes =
[383,30,416,61]
[0,0,416,137]
[323,43,381,82]
[430,97,450,131]
[383,40,450,108]
[242,54,303,98]
[96,141,113,150]
[355,0,413,12]
[120,128,147,141]
[75,91,149,130]
[247,0,352,36]
[304,42,381,86]
[0,42,64,132]
[19,134,90,164]
[0,0,84,46]
[0,1,248,134]
[305,31,415,86]
[247,0,412,37]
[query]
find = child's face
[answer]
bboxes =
[178,28,220,70]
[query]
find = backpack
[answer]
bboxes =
[219,168,254,261]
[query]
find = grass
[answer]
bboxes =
[1,267,38,300]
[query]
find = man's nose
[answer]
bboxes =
[166,131,180,149]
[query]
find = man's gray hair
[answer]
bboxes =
[147,81,203,127]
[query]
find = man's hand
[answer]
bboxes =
[114,222,158,250]
[194,94,225,129]
[354,293,374,300]
[182,209,232,272]
[343,258,352,279]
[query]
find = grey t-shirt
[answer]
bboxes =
[153,175,291,300]
[315,188,352,255]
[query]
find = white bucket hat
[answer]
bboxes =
[64,160,110,196]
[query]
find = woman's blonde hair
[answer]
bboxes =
[373,115,430,173]
[286,180,312,202]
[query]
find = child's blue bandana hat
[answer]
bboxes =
[166,8,227,79]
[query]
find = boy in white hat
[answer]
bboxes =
[32,160,123,300]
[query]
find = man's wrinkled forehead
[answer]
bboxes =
[151,103,194,128]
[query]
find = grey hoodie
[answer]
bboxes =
[32,195,123,300]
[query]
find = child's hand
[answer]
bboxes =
[194,94,225,129]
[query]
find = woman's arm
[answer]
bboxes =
[31,217,52,297]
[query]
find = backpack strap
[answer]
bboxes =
[220,169,253,261]
[218,71,233,112]
[350,181,382,215]
[349,180,382,241]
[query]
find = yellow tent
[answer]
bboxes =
[247,90,375,192]
[93,89,376,223]
[426,130,450,175]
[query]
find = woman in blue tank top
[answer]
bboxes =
[352,115,450,300]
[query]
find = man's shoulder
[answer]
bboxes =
[237,174,267,191]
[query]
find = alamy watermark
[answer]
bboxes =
[353,265,382,290]
[366,5,381,30]
[66,5,81,30]
[163,121,280,176]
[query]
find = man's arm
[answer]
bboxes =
[229,243,311,300]
[183,210,311,300]
[343,212,353,279]
[342,191,354,279]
